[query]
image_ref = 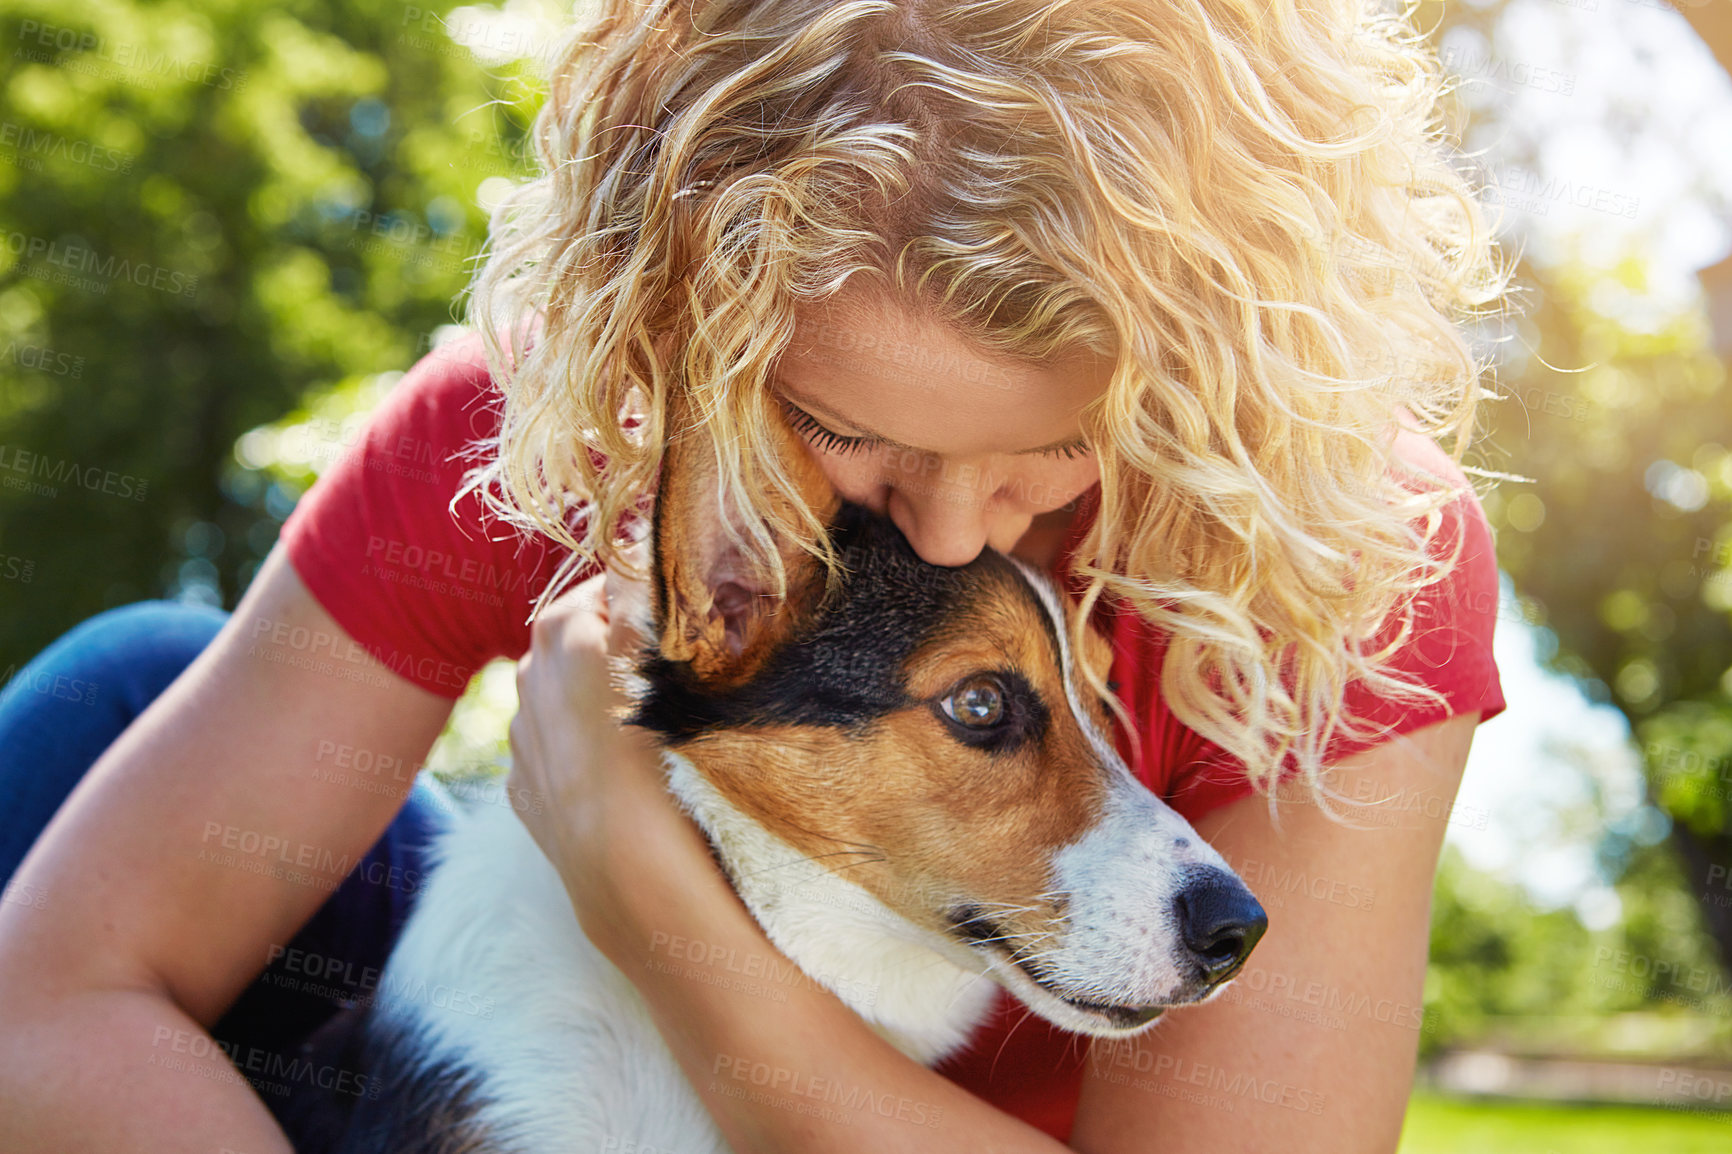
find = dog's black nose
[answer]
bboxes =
[1175,870,1267,985]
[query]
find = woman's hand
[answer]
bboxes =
[506,562,728,967]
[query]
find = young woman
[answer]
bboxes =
[0,1,1506,1150]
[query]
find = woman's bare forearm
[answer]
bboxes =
[0,987,292,1154]
[0,551,455,1151]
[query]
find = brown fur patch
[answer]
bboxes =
[680,564,1113,952]
[653,396,840,687]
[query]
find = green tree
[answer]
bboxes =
[1484,251,1732,967]
[1405,0,1732,987]
[1424,833,1732,1058]
[0,0,540,671]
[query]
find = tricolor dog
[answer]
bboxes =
[285,405,1267,1152]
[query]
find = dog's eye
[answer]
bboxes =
[932,671,1047,753]
[941,676,1005,728]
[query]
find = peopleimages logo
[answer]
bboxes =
[2,231,199,298]
[1488,167,1641,221]
[0,339,84,379]
[0,121,134,173]
[0,444,148,500]
[15,21,248,92]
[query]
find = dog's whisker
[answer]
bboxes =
[962,901,1043,916]
[965,932,1044,948]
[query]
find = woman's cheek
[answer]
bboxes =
[1028,457,1101,511]
[810,449,889,511]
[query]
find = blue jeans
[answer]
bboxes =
[0,601,449,1107]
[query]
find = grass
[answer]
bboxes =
[1399,1092,1732,1153]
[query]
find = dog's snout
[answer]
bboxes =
[1175,870,1267,986]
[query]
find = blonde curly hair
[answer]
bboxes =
[463,0,1507,795]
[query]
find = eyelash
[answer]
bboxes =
[782,403,870,456]
[779,401,1090,461]
[1039,440,1092,461]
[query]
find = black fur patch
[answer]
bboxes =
[631,503,1062,743]
[278,1007,494,1154]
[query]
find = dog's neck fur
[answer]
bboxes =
[664,754,997,1065]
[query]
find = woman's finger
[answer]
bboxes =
[603,543,653,657]
[538,571,610,630]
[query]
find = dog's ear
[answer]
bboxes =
[652,396,840,687]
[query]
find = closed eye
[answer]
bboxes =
[782,401,871,456]
[780,399,1089,460]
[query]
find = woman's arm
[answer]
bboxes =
[1070,714,1479,1154]
[509,577,1073,1154]
[0,547,456,1152]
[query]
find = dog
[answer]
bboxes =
[284,402,1267,1153]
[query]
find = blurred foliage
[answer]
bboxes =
[1480,258,1732,718]
[1425,848,1599,1053]
[0,0,543,670]
[1475,249,1732,994]
[1419,0,1732,991]
[1424,843,1732,1059]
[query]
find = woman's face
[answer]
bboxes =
[773,291,1110,567]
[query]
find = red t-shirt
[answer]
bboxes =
[282,334,1504,1141]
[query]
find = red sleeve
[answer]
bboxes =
[279,334,578,698]
[1111,433,1506,822]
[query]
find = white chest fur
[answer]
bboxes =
[374,756,998,1153]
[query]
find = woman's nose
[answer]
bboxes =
[885,481,995,568]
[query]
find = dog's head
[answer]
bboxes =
[629,399,1265,1036]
